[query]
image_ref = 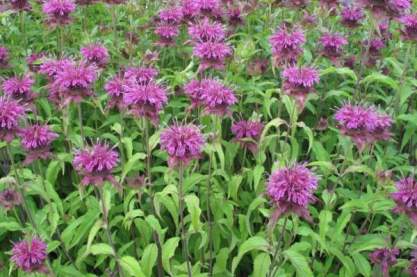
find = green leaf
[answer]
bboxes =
[283,249,314,277]
[121,153,147,182]
[140,244,158,277]
[253,253,271,277]
[319,210,332,240]
[86,219,103,253]
[90,243,114,256]
[351,252,371,277]
[185,194,202,232]
[162,237,180,274]
[231,236,269,273]
[120,256,146,277]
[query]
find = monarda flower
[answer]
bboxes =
[124,67,158,85]
[154,24,180,46]
[198,0,223,18]
[181,0,200,20]
[0,97,26,142]
[50,61,97,106]
[369,248,399,277]
[160,124,205,168]
[2,75,35,103]
[0,46,9,68]
[267,164,318,222]
[409,250,417,277]
[269,25,305,66]
[392,177,417,226]
[281,66,320,109]
[387,0,410,17]
[42,0,76,26]
[0,189,21,210]
[73,143,119,187]
[340,7,364,28]
[11,238,48,273]
[10,0,31,11]
[183,79,204,109]
[400,14,417,41]
[39,58,75,80]
[19,124,58,165]
[231,120,264,153]
[158,7,183,24]
[227,5,244,26]
[364,38,385,66]
[188,17,226,42]
[104,75,126,110]
[198,78,237,116]
[123,81,168,124]
[247,58,269,76]
[334,104,392,151]
[320,32,348,61]
[81,44,109,68]
[193,41,233,71]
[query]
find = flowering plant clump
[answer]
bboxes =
[3,0,417,276]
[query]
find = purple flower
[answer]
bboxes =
[0,46,9,68]
[158,7,183,24]
[269,25,305,66]
[123,81,168,124]
[75,0,96,5]
[19,124,58,165]
[11,238,48,273]
[340,7,364,28]
[0,189,21,210]
[281,66,320,109]
[124,67,158,85]
[392,177,417,226]
[369,248,399,277]
[198,79,237,116]
[364,38,385,66]
[184,79,204,109]
[267,164,318,222]
[227,5,244,26]
[320,33,348,60]
[181,0,200,20]
[10,0,31,11]
[81,44,109,68]
[334,104,392,151]
[160,124,205,168]
[105,75,126,110]
[409,251,417,277]
[198,0,223,18]
[231,120,264,153]
[2,75,35,103]
[286,0,309,8]
[247,58,269,76]
[188,17,226,42]
[400,14,417,41]
[73,143,119,187]
[42,0,76,26]
[51,61,97,106]
[387,0,410,17]
[155,24,180,46]
[193,41,233,71]
[39,58,75,80]
[0,97,26,142]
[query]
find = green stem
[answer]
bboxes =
[97,187,124,277]
[267,217,288,277]
[78,104,84,146]
[7,145,55,276]
[179,163,193,277]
